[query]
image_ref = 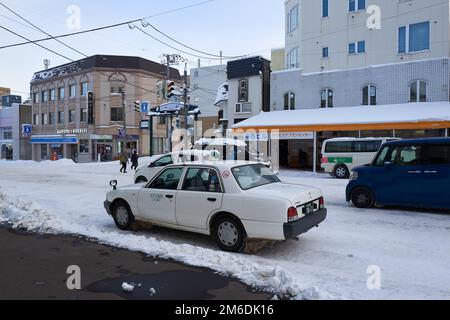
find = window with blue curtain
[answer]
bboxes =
[349,0,356,12]
[349,43,356,54]
[398,26,407,53]
[323,0,328,17]
[358,41,366,53]
[322,47,329,58]
[409,22,430,52]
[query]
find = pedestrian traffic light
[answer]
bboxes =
[134,100,141,113]
[166,81,175,99]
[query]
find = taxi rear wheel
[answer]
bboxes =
[112,201,135,231]
[212,215,247,253]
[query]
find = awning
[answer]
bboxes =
[232,102,450,132]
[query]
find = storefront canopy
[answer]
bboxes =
[232,102,450,132]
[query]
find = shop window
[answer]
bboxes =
[79,140,90,153]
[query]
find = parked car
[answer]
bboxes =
[105,162,327,252]
[346,138,450,210]
[321,137,399,179]
[134,150,218,184]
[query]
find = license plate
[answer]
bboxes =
[304,203,315,215]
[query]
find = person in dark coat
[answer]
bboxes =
[131,151,139,171]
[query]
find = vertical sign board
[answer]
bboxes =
[87,92,94,124]
[140,101,150,114]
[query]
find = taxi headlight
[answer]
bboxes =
[350,171,359,181]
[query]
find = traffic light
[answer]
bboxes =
[166,81,175,99]
[134,100,141,113]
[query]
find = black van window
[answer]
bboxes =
[423,145,450,165]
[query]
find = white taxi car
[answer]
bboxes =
[134,150,218,184]
[105,162,327,252]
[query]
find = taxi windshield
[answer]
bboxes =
[231,164,280,190]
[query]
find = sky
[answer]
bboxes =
[0,0,285,99]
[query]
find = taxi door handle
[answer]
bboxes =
[165,195,174,199]
[424,171,438,174]
[207,198,217,202]
[408,171,422,174]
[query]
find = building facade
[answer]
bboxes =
[30,55,181,162]
[0,103,32,161]
[220,57,271,133]
[0,87,11,97]
[285,0,450,73]
[269,0,450,168]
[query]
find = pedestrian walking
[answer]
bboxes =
[119,152,129,173]
[131,151,139,171]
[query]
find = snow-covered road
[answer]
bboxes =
[1,159,449,300]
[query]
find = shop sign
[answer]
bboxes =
[57,128,88,135]
[275,132,314,140]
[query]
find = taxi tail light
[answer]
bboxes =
[319,197,325,210]
[288,207,299,223]
[322,157,329,164]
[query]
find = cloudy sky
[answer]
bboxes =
[0,0,285,99]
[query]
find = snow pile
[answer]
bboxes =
[122,282,135,293]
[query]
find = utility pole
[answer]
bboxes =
[121,87,127,154]
[165,54,172,153]
[183,62,189,145]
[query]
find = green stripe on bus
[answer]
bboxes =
[328,157,353,164]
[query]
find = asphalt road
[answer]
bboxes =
[0,225,270,300]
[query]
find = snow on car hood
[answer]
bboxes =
[246,183,323,206]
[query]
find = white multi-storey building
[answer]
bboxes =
[260,0,450,168]
[285,0,449,73]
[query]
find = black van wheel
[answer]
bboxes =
[351,187,375,209]
[334,165,350,179]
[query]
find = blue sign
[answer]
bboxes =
[140,102,150,113]
[22,124,32,137]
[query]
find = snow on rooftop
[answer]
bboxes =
[232,102,450,129]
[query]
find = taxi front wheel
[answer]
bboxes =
[113,201,135,231]
[212,215,247,253]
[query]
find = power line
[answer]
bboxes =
[0,0,216,51]
[141,19,244,59]
[133,24,223,61]
[0,25,73,61]
[0,1,85,57]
